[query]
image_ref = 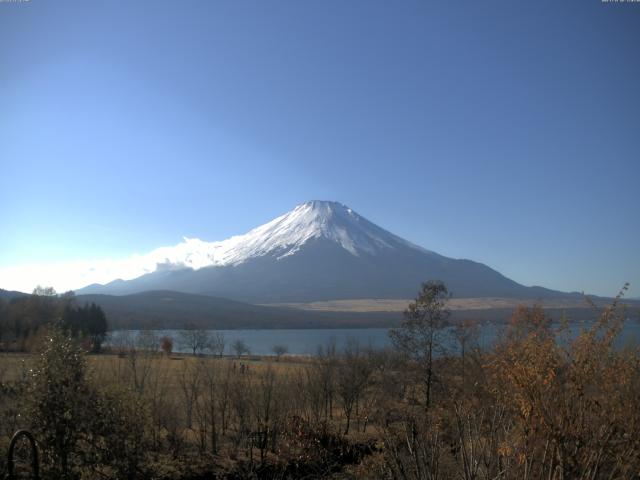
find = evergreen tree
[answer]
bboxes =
[389,280,450,409]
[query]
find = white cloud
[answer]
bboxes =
[0,237,224,293]
[0,255,153,293]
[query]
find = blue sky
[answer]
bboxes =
[1,0,639,297]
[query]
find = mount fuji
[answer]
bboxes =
[77,201,569,303]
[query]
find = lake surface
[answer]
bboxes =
[110,320,640,356]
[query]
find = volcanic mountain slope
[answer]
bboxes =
[78,201,574,303]
[0,289,29,301]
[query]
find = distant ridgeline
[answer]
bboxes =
[0,288,108,352]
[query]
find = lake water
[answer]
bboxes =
[110,320,640,356]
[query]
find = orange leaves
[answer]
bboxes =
[497,442,513,457]
[482,297,640,476]
[490,306,560,429]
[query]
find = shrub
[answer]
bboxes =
[28,327,95,479]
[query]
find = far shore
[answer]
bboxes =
[261,296,636,313]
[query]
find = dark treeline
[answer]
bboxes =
[0,287,108,352]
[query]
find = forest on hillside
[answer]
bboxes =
[0,288,108,353]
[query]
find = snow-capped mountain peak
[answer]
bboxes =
[74,200,560,302]
[236,200,404,259]
[133,201,422,274]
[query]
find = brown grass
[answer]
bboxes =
[264,296,598,312]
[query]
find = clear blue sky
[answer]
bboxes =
[1,0,639,297]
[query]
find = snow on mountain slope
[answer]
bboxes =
[76,200,572,301]
[144,200,429,271]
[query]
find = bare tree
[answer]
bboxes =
[178,358,202,429]
[120,330,157,391]
[314,340,337,422]
[229,370,252,455]
[217,362,234,436]
[210,331,226,357]
[295,367,324,424]
[251,366,278,462]
[110,330,132,356]
[272,344,288,361]
[143,355,173,451]
[179,326,211,356]
[451,319,479,386]
[232,339,250,358]
[137,330,160,353]
[32,285,57,297]
[198,359,221,453]
[336,339,373,435]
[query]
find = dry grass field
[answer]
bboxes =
[266,296,598,312]
[87,351,311,388]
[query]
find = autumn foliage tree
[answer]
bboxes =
[160,336,173,356]
[487,285,640,478]
[382,283,640,480]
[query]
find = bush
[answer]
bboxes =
[27,327,151,479]
[28,327,95,479]
[92,386,151,480]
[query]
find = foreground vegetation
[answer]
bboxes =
[0,283,639,479]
